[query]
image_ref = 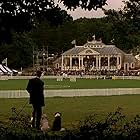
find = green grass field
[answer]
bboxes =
[1,95,140,128]
[0,79,140,90]
[1,78,140,128]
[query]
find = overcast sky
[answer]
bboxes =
[60,0,124,20]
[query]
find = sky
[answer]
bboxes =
[60,0,124,20]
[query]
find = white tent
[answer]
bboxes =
[135,54,140,61]
[0,64,14,75]
[0,64,7,73]
[3,66,13,73]
[12,69,18,73]
[0,70,3,74]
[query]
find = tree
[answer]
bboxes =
[0,0,107,44]
[0,0,109,68]
[104,0,140,53]
[31,17,114,55]
[123,0,140,53]
[0,0,73,44]
[0,32,34,69]
[59,0,107,10]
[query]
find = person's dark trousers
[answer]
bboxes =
[32,104,42,130]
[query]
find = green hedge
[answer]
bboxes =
[1,108,140,140]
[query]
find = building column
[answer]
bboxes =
[117,56,121,69]
[70,56,72,70]
[117,56,119,65]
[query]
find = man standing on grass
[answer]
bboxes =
[26,70,44,130]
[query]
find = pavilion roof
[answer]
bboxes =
[62,45,126,56]
[124,54,137,63]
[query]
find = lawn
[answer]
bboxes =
[1,95,140,128]
[0,79,140,90]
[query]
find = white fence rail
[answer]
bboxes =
[0,88,140,98]
[1,75,140,80]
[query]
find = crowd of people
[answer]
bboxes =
[22,67,140,77]
[43,68,140,77]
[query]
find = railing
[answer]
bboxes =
[0,88,140,98]
[1,75,140,80]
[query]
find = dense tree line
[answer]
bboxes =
[0,0,139,69]
[104,0,140,53]
[0,0,106,44]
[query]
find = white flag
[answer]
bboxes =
[2,58,7,66]
[71,40,76,45]
[92,35,96,40]
[111,38,114,43]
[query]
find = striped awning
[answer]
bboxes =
[0,64,13,74]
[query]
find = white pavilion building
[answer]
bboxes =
[54,38,140,72]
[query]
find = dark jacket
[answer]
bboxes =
[26,77,45,106]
